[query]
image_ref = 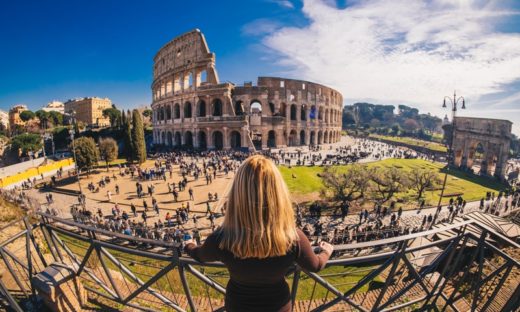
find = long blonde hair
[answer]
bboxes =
[219,155,298,259]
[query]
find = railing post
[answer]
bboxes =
[290,267,301,310]
[179,263,197,312]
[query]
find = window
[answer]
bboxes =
[302,83,305,90]
[280,81,285,88]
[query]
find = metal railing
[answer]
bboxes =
[1,213,519,312]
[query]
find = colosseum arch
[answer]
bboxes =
[167,131,173,146]
[269,102,275,115]
[290,104,297,121]
[198,131,207,149]
[267,130,276,148]
[184,102,192,118]
[279,102,287,117]
[174,131,182,147]
[174,103,181,119]
[184,131,193,148]
[250,100,262,115]
[450,117,512,179]
[197,100,206,117]
[301,105,307,121]
[289,130,298,146]
[212,130,224,150]
[310,131,316,145]
[300,130,306,145]
[165,105,171,120]
[212,99,223,117]
[234,100,244,116]
[230,131,241,149]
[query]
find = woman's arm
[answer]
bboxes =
[295,229,333,272]
[184,233,220,263]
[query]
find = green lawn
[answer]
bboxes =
[280,158,505,208]
[96,158,128,167]
[370,134,447,153]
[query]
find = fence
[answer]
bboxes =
[1,212,519,311]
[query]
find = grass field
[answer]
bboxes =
[280,158,506,208]
[370,134,447,153]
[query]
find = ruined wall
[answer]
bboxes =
[452,116,512,179]
[151,30,343,150]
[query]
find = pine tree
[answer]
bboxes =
[121,109,126,126]
[123,110,133,161]
[131,109,146,164]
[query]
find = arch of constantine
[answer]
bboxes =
[151,29,343,150]
[451,116,512,179]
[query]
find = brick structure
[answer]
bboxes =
[64,97,112,127]
[8,104,27,133]
[451,116,512,179]
[151,29,343,150]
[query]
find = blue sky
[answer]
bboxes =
[1,0,520,134]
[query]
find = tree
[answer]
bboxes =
[72,137,99,174]
[123,111,133,160]
[49,111,63,126]
[369,167,410,204]
[142,109,152,118]
[35,110,50,129]
[403,118,420,132]
[11,133,42,156]
[409,168,442,200]
[121,109,126,126]
[98,137,118,171]
[131,109,146,163]
[19,110,36,122]
[320,165,371,203]
[102,108,122,128]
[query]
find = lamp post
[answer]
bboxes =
[435,91,466,216]
[69,129,83,195]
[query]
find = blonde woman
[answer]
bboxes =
[185,155,333,312]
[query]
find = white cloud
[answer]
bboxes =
[259,0,520,131]
[267,0,295,9]
[241,18,283,37]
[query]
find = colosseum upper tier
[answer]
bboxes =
[151,29,343,150]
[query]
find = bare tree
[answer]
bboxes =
[409,168,442,199]
[320,165,371,203]
[370,167,410,204]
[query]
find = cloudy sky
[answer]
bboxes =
[1,0,519,134]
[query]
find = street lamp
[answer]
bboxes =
[442,91,466,166]
[69,129,83,195]
[435,91,466,217]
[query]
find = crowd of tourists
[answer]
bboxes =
[3,138,520,259]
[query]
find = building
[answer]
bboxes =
[64,97,112,127]
[0,110,9,132]
[450,116,512,179]
[151,29,343,150]
[8,104,28,133]
[42,101,64,114]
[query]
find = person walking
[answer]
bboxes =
[185,155,333,312]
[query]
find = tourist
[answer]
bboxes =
[185,155,333,312]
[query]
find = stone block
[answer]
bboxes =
[32,262,87,312]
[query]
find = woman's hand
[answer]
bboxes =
[319,241,334,257]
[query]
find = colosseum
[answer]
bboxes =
[151,29,343,150]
